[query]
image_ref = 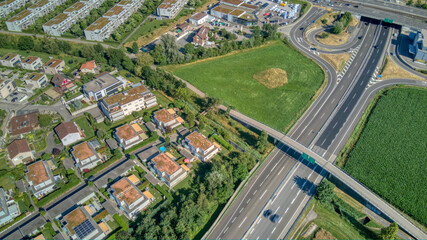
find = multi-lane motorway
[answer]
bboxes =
[208,5,426,240]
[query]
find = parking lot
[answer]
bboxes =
[255,0,301,26]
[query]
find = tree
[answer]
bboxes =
[17,36,34,50]
[96,129,107,140]
[315,180,335,203]
[184,43,195,55]
[41,153,51,161]
[256,131,268,153]
[151,45,166,65]
[116,230,131,240]
[321,19,327,24]
[159,34,184,64]
[135,52,154,67]
[106,48,125,67]
[40,210,46,216]
[104,118,112,126]
[132,42,139,54]
[331,21,344,34]
[88,181,94,187]
[379,222,398,239]
[121,57,134,72]
[186,112,195,128]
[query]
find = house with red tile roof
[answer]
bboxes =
[152,108,184,133]
[149,153,187,187]
[25,161,56,199]
[7,139,33,166]
[9,112,39,136]
[113,124,143,150]
[54,122,84,146]
[110,177,152,220]
[79,60,97,74]
[71,141,102,172]
[183,131,219,161]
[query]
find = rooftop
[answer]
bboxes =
[103,85,149,106]
[190,12,208,21]
[153,108,175,124]
[186,131,213,151]
[0,0,18,7]
[104,5,125,17]
[64,208,88,235]
[158,0,179,9]
[211,5,233,14]
[44,13,69,26]
[7,10,31,22]
[55,122,79,140]
[152,153,180,176]
[115,124,138,141]
[117,0,133,5]
[82,73,119,93]
[27,161,49,186]
[28,0,49,9]
[1,53,18,61]
[7,139,31,159]
[111,177,142,206]
[72,142,95,160]
[142,190,154,200]
[85,17,110,31]
[9,112,38,136]
[25,72,45,81]
[44,58,64,68]
[79,60,96,71]
[221,0,244,5]
[21,56,40,64]
[127,174,140,185]
[64,1,86,12]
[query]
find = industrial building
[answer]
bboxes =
[210,0,258,26]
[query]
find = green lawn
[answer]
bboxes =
[165,41,324,131]
[153,90,172,107]
[342,87,427,226]
[74,117,95,140]
[126,19,170,44]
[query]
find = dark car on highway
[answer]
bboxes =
[11,97,18,102]
[270,214,280,223]
[264,209,272,218]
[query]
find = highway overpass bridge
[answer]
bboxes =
[224,108,427,239]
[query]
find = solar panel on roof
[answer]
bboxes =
[74,219,95,239]
[5,56,10,60]
[25,59,30,63]
[30,74,35,79]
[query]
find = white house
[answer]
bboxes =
[189,12,209,25]
[183,131,219,161]
[7,139,34,166]
[25,161,56,199]
[82,73,126,101]
[71,141,102,172]
[0,53,21,67]
[24,72,49,89]
[54,122,84,146]
[21,56,43,70]
[152,108,184,133]
[0,79,16,99]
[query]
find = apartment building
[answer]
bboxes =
[7,139,34,166]
[71,141,102,172]
[99,85,157,122]
[43,0,105,36]
[157,0,188,19]
[61,207,106,240]
[0,79,16,98]
[6,0,67,32]
[110,177,152,220]
[409,29,427,62]
[152,108,184,133]
[25,161,56,199]
[54,122,84,146]
[0,0,26,18]
[113,124,143,150]
[210,0,258,26]
[21,56,43,70]
[0,53,21,67]
[183,131,219,161]
[24,72,48,88]
[43,58,65,74]
[0,188,20,227]
[84,0,143,42]
[82,73,126,101]
[149,153,187,187]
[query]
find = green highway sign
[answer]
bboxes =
[308,157,315,164]
[302,152,309,160]
[384,18,393,23]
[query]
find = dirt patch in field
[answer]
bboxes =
[381,56,425,81]
[314,228,336,239]
[320,53,351,71]
[253,68,288,88]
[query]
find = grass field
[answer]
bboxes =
[74,117,95,140]
[342,87,427,226]
[165,41,324,131]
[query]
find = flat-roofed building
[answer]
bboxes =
[210,0,258,26]
[157,0,187,19]
[0,0,26,18]
[24,72,48,88]
[0,188,20,227]
[149,153,187,187]
[189,12,209,25]
[152,108,184,133]
[0,79,16,98]
[61,207,106,240]
[85,0,143,41]
[183,131,219,161]
[43,58,65,74]
[21,56,43,70]
[110,177,151,220]
[25,161,56,199]
[7,139,34,166]
[113,124,143,150]
[99,85,157,122]
[0,53,21,67]
[82,73,126,101]
[71,141,102,172]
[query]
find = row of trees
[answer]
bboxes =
[331,12,352,34]
[407,0,427,9]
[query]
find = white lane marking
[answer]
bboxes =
[331,98,336,102]
[320,113,325,119]
[224,226,229,233]
[285,208,289,214]
[257,218,261,225]
[259,190,267,200]
[279,217,283,223]
[260,179,266,186]
[256,236,260,240]
[343,106,348,113]
[353,93,357,99]
[291,197,296,204]
[276,206,280,212]
[332,122,338,128]
[250,228,255,234]
[239,208,243,213]
[270,161,279,172]
[277,166,285,176]
[253,189,258,195]
[232,217,236,223]
[272,227,276,234]
[302,180,307,188]
[360,81,364,86]
[246,198,251,204]
[238,217,247,228]
[291,182,296,189]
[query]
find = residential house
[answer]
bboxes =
[113,124,143,150]
[82,73,126,101]
[192,26,210,46]
[99,84,157,122]
[43,59,65,74]
[43,0,104,36]
[6,0,67,32]
[84,0,144,41]
[110,177,152,220]
[409,29,427,62]
[25,161,56,199]
[157,0,188,19]
[0,188,20,226]
[189,12,209,25]
[183,131,219,161]
[21,56,43,70]
[149,153,187,187]
[24,72,48,89]
[152,108,184,133]
[79,60,97,74]
[51,73,74,93]
[54,122,84,146]
[176,22,190,33]
[61,207,106,240]
[0,0,26,18]
[7,139,34,166]
[9,112,39,136]
[210,0,258,26]
[0,53,21,67]
[0,79,16,98]
[71,141,102,172]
